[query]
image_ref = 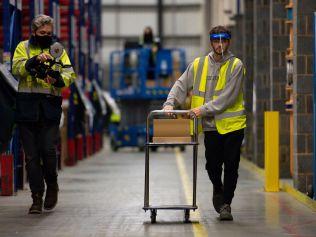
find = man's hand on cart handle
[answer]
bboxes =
[190,107,202,117]
[163,105,174,116]
[163,105,173,111]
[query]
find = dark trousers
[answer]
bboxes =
[19,122,59,194]
[204,129,244,204]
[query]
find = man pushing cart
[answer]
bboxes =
[148,25,246,222]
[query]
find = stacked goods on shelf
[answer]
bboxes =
[21,0,31,40]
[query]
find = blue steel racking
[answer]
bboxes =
[0,0,24,193]
[64,0,105,159]
[0,0,104,193]
[2,0,22,66]
[87,0,105,152]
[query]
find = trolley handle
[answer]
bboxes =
[146,110,199,143]
[147,110,197,119]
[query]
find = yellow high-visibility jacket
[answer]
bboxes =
[12,40,76,96]
[12,40,76,122]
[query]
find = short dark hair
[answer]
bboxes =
[209,26,231,40]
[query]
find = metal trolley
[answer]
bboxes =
[143,110,199,223]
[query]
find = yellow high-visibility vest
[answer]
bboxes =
[12,40,76,96]
[191,56,246,134]
[110,113,121,123]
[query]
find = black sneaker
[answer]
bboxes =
[212,187,224,213]
[29,193,43,214]
[44,184,59,211]
[219,204,233,221]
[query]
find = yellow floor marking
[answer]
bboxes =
[241,157,316,211]
[280,182,316,211]
[175,149,208,237]
[240,157,265,181]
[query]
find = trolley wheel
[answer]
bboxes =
[151,146,158,152]
[150,209,157,223]
[138,146,145,152]
[180,145,186,152]
[184,209,190,223]
[110,138,118,151]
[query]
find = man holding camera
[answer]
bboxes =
[12,15,75,214]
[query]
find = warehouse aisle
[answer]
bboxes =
[0,142,315,237]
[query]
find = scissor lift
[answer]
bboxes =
[109,47,186,151]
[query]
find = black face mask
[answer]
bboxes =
[35,35,53,48]
[144,33,153,44]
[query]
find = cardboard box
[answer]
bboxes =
[153,119,190,137]
[153,119,191,143]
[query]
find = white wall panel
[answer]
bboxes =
[102,44,120,64]
[118,11,157,36]
[102,0,116,4]
[102,10,157,37]
[102,11,117,35]
[210,0,236,27]
[164,11,202,36]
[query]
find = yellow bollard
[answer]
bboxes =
[264,111,279,192]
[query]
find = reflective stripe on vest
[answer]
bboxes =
[24,41,30,59]
[190,56,209,133]
[18,87,62,96]
[215,110,245,120]
[191,56,246,134]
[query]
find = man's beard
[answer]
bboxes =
[214,48,226,55]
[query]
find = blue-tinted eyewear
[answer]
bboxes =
[210,33,231,40]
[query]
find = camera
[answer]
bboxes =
[29,42,70,80]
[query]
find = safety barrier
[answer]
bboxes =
[264,111,280,192]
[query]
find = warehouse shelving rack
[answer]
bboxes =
[0,0,105,195]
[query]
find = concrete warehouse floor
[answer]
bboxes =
[0,141,315,237]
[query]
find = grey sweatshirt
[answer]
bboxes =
[163,50,245,131]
